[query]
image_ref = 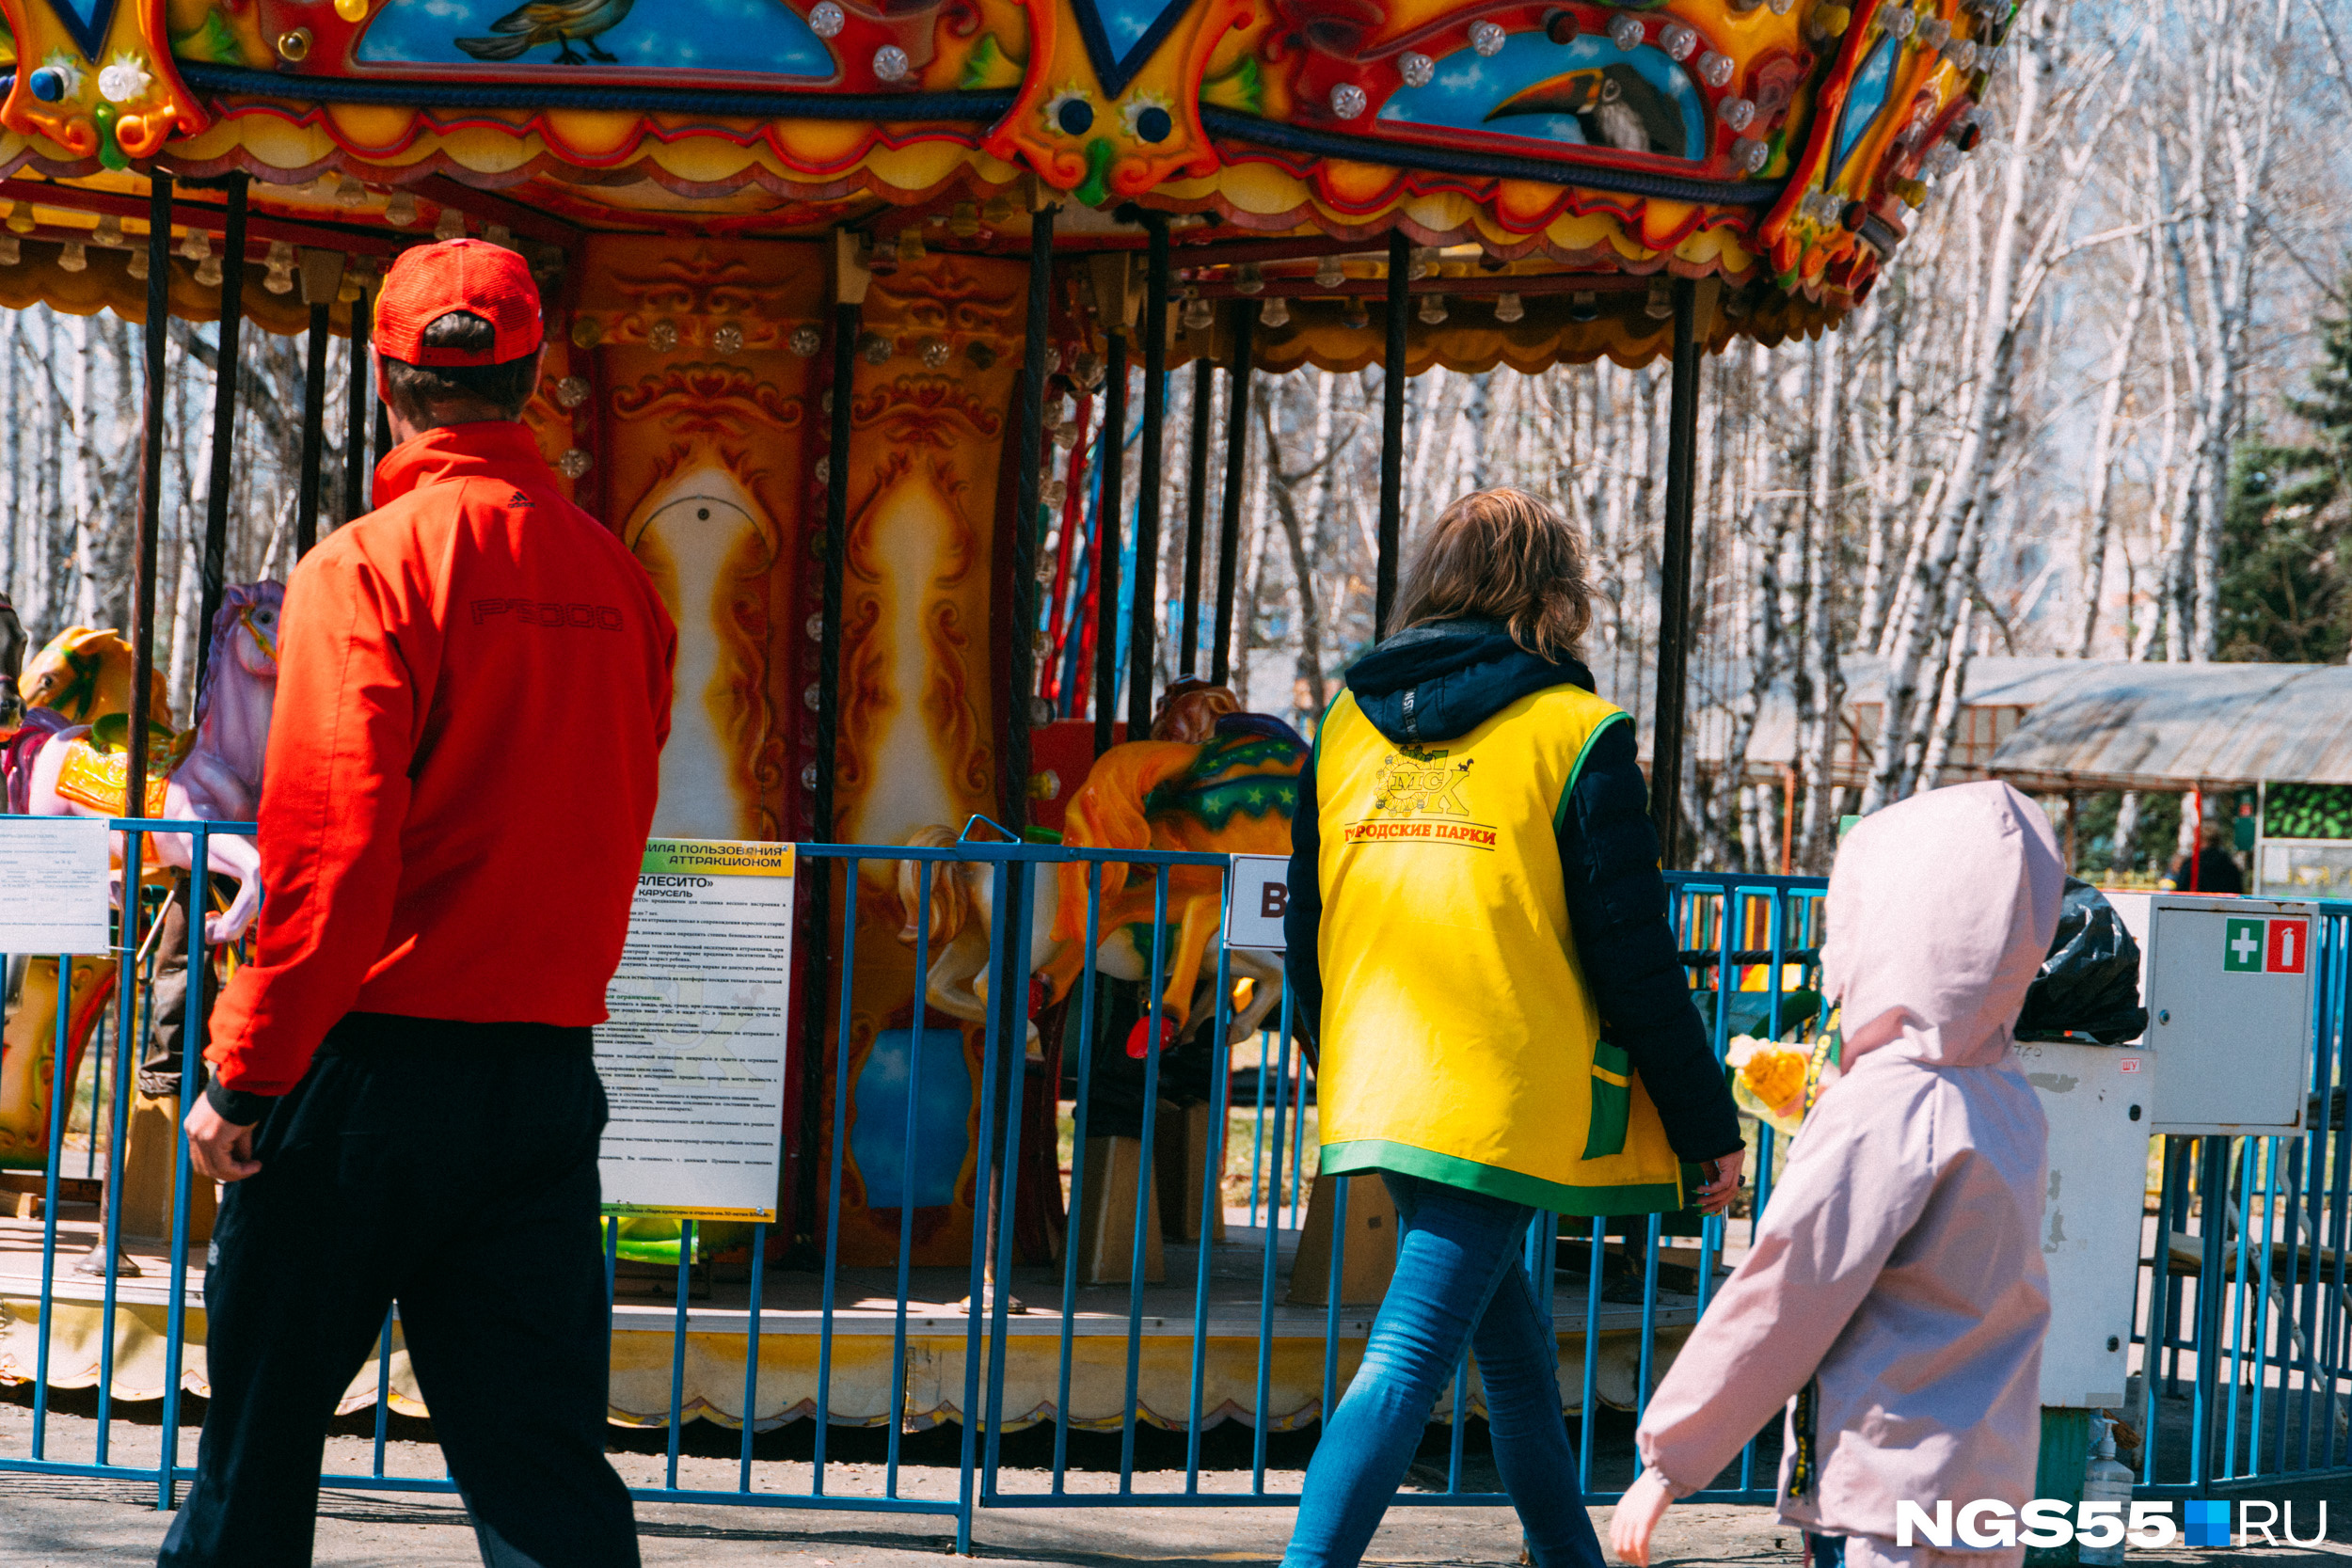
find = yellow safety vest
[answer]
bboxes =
[1313,684,1685,1214]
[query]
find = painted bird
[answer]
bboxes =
[457,0,634,64]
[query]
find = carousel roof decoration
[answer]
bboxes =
[0,0,2009,362]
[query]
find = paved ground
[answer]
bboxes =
[6,1388,2351,1566]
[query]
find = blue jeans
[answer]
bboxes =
[1282,1173,1608,1568]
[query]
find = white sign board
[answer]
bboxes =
[1224,853,1291,952]
[596,838,795,1219]
[2024,1039,2154,1409]
[0,816,111,955]
[2142,895,2315,1134]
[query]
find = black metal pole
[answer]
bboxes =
[816,299,855,846]
[796,293,859,1254]
[1125,216,1169,739]
[343,288,371,522]
[194,175,246,700]
[1210,299,1256,689]
[125,171,172,832]
[1651,277,1702,868]
[1092,328,1127,757]
[294,304,327,556]
[1375,230,1408,641]
[1178,357,1212,677]
[1007,203,1056,834]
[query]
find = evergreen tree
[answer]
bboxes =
[2220,278,2352,663]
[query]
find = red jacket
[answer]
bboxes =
[208,421,675,1096]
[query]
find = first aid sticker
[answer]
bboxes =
[2225,916,2309,974]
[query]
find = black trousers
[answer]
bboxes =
[160,1014,639,1568]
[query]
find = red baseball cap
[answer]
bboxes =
[374,238,544,367]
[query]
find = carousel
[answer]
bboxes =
[0,0,1995,1443]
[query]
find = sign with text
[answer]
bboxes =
[596,839,794,1219]
[0,816,111,955]
[1224,853,1291,952]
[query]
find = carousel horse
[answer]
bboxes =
[896,682,1301,1057]
[0,589,282,1175]
[0,624,171,1171]
[1046,681,1303,1055]
[21,584,281,945]
[892,823,1066,1051]
[0,592,24,734]
[4,626,176,811]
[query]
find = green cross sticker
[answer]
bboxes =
[2225,917,2267,972]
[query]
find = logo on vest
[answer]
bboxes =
[1344,748,1497,849]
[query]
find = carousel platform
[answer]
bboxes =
[0,1211,1705,1434]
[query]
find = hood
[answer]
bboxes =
[1345,618,1594,744]
[1821,781,2064,1069]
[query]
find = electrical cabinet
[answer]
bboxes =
[2129,894,2317,1134]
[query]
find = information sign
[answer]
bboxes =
[1224,853,1291,952]
[596,839,794,1219]
[0,817,111,955]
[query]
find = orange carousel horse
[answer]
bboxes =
[896,681,1305,1056]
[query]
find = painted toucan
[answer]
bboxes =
[1486,68,1650,151]
[457,0,635,64]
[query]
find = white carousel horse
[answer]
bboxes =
[23,583,282,944]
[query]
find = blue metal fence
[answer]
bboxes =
[38,818,2231,1540]
[2130,901,2352,1497]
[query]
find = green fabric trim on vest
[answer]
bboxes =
[1583,1040,1631,1160]
[1313,693,1342,767]
[1552,708,1633,832]
[1322,1138,1686,1217]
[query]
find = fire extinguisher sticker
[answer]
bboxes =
[2269,918,2310,975]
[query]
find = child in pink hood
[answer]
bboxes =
[1613,781,2062,1568]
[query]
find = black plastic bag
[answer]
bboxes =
[2015,878,2149,1044]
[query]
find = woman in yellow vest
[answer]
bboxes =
[1280,488,1745,1568]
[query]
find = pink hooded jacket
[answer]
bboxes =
[1635,781,2062,1547]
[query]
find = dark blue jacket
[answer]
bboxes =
[1283,619,1742,1164]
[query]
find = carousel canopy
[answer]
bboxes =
[0,0,2010,365]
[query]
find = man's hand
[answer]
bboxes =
[1610,1466,1676,1565]
[184,1096,262,1183]
[1693,1147,1745,1217]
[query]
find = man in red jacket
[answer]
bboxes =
[165,239,675,1568]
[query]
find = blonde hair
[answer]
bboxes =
[1392,486,1594,662]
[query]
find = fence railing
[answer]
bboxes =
[65,825,2352,1536]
